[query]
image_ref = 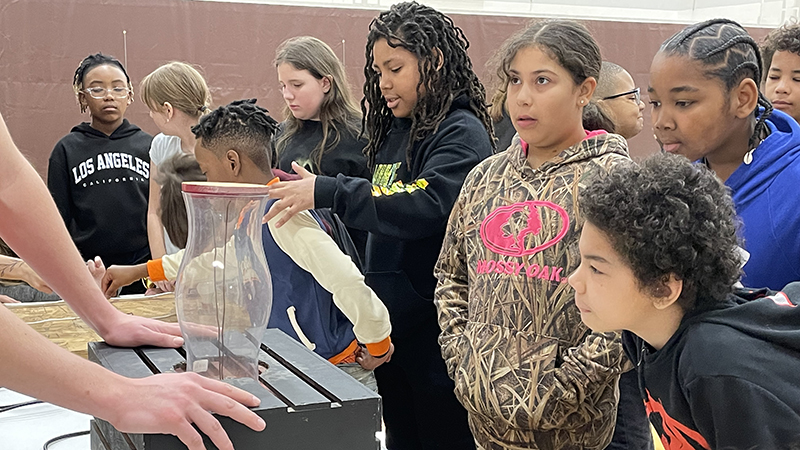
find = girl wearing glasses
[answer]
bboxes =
[47,53,152,293]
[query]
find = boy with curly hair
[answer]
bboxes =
[763,23,800,124]
[569,152,800,449]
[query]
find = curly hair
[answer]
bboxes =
[579,153,742,310]
[761,22,800,83]
[660,18,773,151]
[362,1,494,169]
[191,99,279,173]
[492,19,601,105]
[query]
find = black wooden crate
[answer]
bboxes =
[88,328,381,450]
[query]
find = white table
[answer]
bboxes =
[0,388,90,450]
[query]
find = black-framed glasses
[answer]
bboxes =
[602,87,640,104]
[83,87,130,99]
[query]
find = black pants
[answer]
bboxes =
[604,370,654,450]
[375,314,475,450]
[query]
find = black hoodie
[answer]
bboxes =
[623,283,800,450]
[47,120,152,266]
[314,96,493,336]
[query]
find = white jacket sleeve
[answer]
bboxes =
[268,210,392,355]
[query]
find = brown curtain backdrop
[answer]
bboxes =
[0,0,770,177]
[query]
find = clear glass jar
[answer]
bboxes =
[175,182,273,381]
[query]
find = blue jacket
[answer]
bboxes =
[261,203,356,361]
[728,109,800,289]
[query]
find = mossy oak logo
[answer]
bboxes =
[479,201,569,257]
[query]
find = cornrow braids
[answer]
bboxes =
[661,19,773,150]
[191,99,280,173]
[72,53,131,113]
[362,1,494,169]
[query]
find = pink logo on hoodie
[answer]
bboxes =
[480,201,569,257]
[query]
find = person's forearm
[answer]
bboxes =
[0,304,122,419]
[0,254,31,282]
[147,175,167,259]
[0,114,118,335]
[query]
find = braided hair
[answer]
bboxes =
[660,19,773,151]
[191,99,279,173]
[72,53,131,113]
[362,1,494,169]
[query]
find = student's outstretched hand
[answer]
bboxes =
[356,343,394,370]
[101,264,146,298]
[263,161,316,228]
[108,372,265,450]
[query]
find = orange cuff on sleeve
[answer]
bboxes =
[365,337,392,358]
[146,259,167,282]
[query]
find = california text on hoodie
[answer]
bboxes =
[623,282,800,449]
[47,119,151,266]
[436,132,631,450]
[314,95,493,449]
[726,109,800,289]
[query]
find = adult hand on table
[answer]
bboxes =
[109,372,265,450]
[263,162,316,228]
[100,310,184,348]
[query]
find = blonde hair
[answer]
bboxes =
[274,36,361,170]
[140,62,211,118]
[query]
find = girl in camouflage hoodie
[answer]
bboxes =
[435,21,635,450]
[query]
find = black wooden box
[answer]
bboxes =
[88,328,381,450]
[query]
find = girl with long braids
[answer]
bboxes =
[649,18,800,290]
[265,2,494,448]
[47,53,152,294]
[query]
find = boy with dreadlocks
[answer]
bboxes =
[762,23,800,125]
[102,99,394,383]
[265,2,494,448]
[571,152,800,449]
[649,18,800,290]
[48,53,152,293]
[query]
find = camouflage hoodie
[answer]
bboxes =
[435,132,630,450]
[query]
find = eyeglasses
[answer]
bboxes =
[83,87,130,99]
[602,87,640,104]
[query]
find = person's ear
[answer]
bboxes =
[433,47,444,71]
[77,92,89,113]
[163,102,175,121]
[226,149,242,177]
[651,274,683,310]
[733,78,759,119]
[578,77,598,107]
[321,76,331,94]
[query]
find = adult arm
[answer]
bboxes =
[0,254,52,293]
[0,112,182,348]
[0,303,264,450]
